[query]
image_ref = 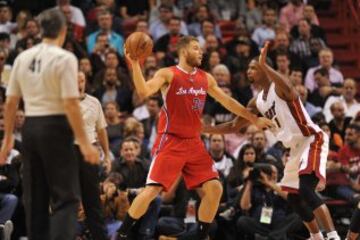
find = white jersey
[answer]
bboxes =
[6,43,79,116]
[256,83,322,148]
[79,94,107,144]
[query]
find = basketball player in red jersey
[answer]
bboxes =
[204,42,340,240]
[117,36,273,240]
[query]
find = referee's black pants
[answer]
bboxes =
[22,116,80,240]
[74,145,108,240]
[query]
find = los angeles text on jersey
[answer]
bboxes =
[176,87,206,96]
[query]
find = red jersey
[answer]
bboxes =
[157,66,208,138]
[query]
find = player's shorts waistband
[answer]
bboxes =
[24,114,67,124]
[158,132,201,140]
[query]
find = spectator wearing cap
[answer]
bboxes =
[0,2,16,34]
[304,48,343,93]
[149,4,188,41]
[55,0,86,27]
[87,8,124,56]
[323,78,360,122]
[251,8,277,48]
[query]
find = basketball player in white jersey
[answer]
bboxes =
[203,42,340,240]
[0,9,99,240]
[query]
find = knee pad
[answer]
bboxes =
[350,208,360,233]
[299,174,323,210]
[288,193,315,222]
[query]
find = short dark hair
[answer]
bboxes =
[348,123,360,132]
[176,36,199,53]
[39,9,66,39]
[147,96,163,107]
[314,67,329,77]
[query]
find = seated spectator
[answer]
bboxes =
[118,0,149,21]
[123,117,149,159]
[141,96,161,152]
[203,34,226,59]
[279,0,304,32]
[295,84,322,118]
[323,78,360,122]
[211,64,231,85]
[149,4,188,41]
[251,8,277,48]
[79,57,95,92]
[197,20,218,48]
[225,37,254,74]
[94,67,133,114]
[86,3,123,35]
[308,68,342,108]
[111,138,161,239]
[237,163,303,239]
[87,8,124,56]
[14,10,32,41]
[59,3,84,42]
[232,125,260,159]
[326,124,360,204]
[187,4,221,38]
[202,50,221,72]
[320,122,343,151]
[0,2,16,34]
[243,0,262,33]
[100,177,130,239]
[289,68,304,86]
[208,134,234,178]
[290,18,326,63]
[304,48,343,93]
[154,16,184,61]
[55,0,86,27]
[104,101,124,156]
[135,19,150,35]
[290,5,325,42]
[329,102,352,141]
[14,18,40,51]
[275,51,291,77]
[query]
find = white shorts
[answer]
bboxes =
[280,131,329,193]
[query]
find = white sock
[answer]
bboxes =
[310,232,325,240]
[326,231,340,240]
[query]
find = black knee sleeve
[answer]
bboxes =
[350,208,360,233]
[299,174,323,210]
[288,193,315,222]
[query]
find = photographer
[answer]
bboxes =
[237,163,303,240]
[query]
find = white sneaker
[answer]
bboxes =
[3,220,13,240]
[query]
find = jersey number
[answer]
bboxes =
[29,59,41,73]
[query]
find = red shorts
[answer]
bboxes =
[147,134,218,191]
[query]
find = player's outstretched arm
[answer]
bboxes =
[207,74,274,130]
[202,98,259,134]
[125,50,170,99]
[258,42,297,101]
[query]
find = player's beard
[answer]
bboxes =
[186,54,201,67]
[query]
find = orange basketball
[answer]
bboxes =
[125,32,153,60]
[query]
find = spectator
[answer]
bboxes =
[328,102,352,141]
[295,84,322,118]
[290,18,326,61]
[94,67,133,114]
[187,4,221,38]
[208,134,234,177]
[55,0,86,27]
[0,2,16,34]
[204,34,223,54]
[275,51,291,77]
[149,4,188,41]
[232,125,260,159]
[304,48,343,93]
[87,8,124,56]
[243,0,262,33]
[135,19,150,35]
[251,8,277,48]
[323,78,360,122]
[59,3,84,42]
[308,68,341,108]
[225,37,254,74]
[112,138,161,239]
[289,68,303,86]
[290,5,325,42]
[237,163,303,239]
[252,131,281,169]
[14,10,32,41]
[211,64,231,85]
[279,0,304,32]
[154,16,184,61]
[104,101,124,156]
[320,122,343,151]
[79,57,95,92]
[202,50,221,72]
[197,20,217,48]
[141,96,161,151]
[118,0,150,20]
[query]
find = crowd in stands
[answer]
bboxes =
[0,0,359,239]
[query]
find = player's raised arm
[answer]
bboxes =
[202,98,259,134]
[125,50,170,99]
[257,42,297,101]
[207,74,274,130]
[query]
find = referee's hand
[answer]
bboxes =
[80,143,100,165]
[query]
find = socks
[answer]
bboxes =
[326,231,340,240]
[310,232,324,240]
[197,221,211,240]
[117,213,137,237]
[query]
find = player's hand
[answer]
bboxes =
[0,137,14,166]
[0,150,8,166]
[80,143,100,165]
[124,47,139,63]
[254,117,275,130]
[259,41,270,66]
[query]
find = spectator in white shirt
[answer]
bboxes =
[0,3,16,34]
[304,48,344,93]
[323,78,360,122]
[251,8,276,48]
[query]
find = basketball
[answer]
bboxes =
[125,32,153,60]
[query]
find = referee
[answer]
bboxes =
[77,70,109,240]
[0,9,99,240]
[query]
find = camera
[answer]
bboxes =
[248,163,273,184]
